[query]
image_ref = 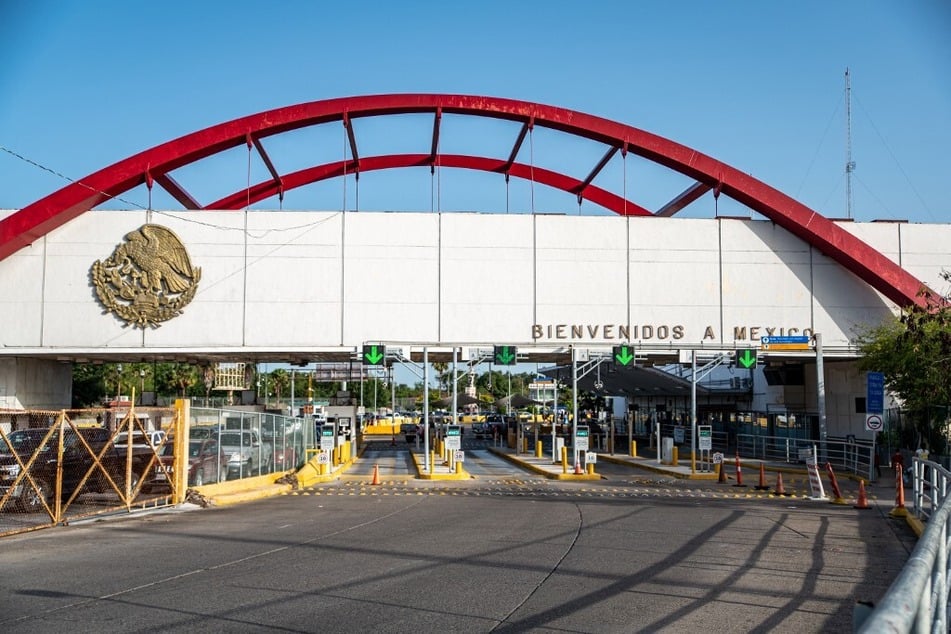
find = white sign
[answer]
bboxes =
[865,413,884,432]
[698,425,712,451]
[454,450,465,462]
[712,452,724,464]
[585,452,598,464]
[316,452,330,464]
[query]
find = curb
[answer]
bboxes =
[488,448,602,481]
[410,452,472,480]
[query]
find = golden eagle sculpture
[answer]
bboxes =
[91,224,201,328]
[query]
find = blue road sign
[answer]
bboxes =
[761,335,810,345]
[867,371,885,414]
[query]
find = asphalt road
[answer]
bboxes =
[0,446,916,633]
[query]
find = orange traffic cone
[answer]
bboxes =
[371,464,381,486]
[774,472,790,496]
[854,479,870,509]
[889,465,908,517]
[574,460,584,475]
[732,452,747,487]
[754,463,770,490]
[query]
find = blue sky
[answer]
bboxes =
[1,0,949,223]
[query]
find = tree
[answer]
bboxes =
[270,369,289,405]
[856,273,951,453]
[166,363,200,399]
[72,363,107,407]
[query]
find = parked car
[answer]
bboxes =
[401,423,418,443]
[0,427,151,512]
[147,437,226,491]
[220,430,272,478]
[263,420,302,472]
[471,423,489,439]
[113,429,167,453]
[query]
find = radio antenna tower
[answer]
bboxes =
[845,68,855,219]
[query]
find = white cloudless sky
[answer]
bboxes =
[1,0,948,222]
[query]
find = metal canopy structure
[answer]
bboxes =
[0,93,938,309]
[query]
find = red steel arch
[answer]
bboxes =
[0,93,934,308]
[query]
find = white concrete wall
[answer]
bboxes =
[2,209,950,411]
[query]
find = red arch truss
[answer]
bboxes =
[0,93,935,308]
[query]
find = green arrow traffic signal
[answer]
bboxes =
[613,345,635,367]
[362,344,386,365]
[737,349,758,369]
[493,345,517,366]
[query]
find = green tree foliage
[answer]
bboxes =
[857,273,951,452]
[71,364,106,407]
[269,369,289,404]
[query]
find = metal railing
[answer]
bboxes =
[859,458,951,633]
[736,433,875,481]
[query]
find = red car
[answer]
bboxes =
[147,438,227,491]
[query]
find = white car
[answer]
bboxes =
[113,429,167,452]
[220,430,271,478]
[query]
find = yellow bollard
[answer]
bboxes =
[691,450,696,473]
[630,440,637,458]
[561,445,569,473]
[672,446,679,466]
[587,462,595,475]
[430,450,436,471]
[535,440,543,458]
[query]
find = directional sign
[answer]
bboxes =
[575,426,590,451]
[760,335,811,351]
[320,424,336,450]
[698,425,713,451]
[445,425,462,450]
[362,344,386,365]
[493,345,517,366]
[736,348,758,369]
[867,371,885,414]
[613,344,635,367]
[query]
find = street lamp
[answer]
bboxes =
[139,369,145,403]
[116,364,122,404]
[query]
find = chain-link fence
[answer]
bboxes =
[0,406,181,536]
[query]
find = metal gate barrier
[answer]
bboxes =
[0,401,186,537]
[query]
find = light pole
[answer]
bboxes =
[139,369,145,403]
[116,364,122,404]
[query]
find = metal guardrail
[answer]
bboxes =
[737,434,875,481]
[858,458,951,633]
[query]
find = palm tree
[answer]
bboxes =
[169,363,199,399]
[431,362,449,396]
[270,369,289,406]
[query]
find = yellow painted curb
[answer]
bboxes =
[488,448,601,481]
[410,452,471,480]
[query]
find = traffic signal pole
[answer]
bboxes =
[691,350,697,474]
[423,347,430,473]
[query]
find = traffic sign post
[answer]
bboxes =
[736,349,758,369]
[493,345,517,366]
[866,371,884,414]
[760,335,811,351]
[362,344,386,365]
[444,425,462,451]
[613,344,635,367]
[865,414,884,432]
[320,424,336,451]
[698,425,712,472]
